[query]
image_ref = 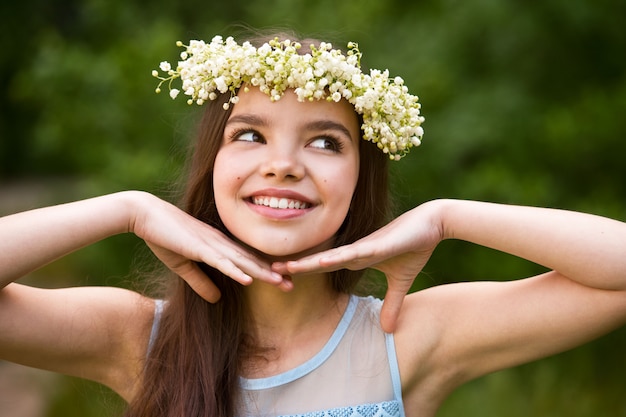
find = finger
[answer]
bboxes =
[277,275,294,292]
[209,251,286,287]
[379,279,413,333]
[175,261,222,303]
[210,254,254,286]
[276,246,369,275]
[271,261,291,275]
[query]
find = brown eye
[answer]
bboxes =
[309,137,343,153]
[235,130,265,143]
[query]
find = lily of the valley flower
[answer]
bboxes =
[153,35,425,160]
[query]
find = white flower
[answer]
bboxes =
[214,76,228,93]
[153,36,424,159]
[159,61,172,72]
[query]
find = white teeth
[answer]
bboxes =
[252,196,309,209]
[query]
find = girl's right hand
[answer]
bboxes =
[272,201,444,332]
[128,192,291,302]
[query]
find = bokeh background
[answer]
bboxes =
[1,0,625,416]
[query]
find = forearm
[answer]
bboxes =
[436,199,626,290]
[0,191,146,287]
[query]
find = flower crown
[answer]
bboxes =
[153,36,424,160]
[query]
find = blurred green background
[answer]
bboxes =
[1,0,625,416]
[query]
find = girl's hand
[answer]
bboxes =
[129,192,289,302]
[272,202,443,332]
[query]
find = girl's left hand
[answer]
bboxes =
[272,202,443,333]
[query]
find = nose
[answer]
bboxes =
[259,144,305,181]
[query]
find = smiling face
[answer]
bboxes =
[213,87,361,259]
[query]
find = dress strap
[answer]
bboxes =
[385,332,406,417]
[147,299,165,356]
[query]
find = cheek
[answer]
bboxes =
[212,153,240,213]
[329,162,359,202]
[321,168,359,228]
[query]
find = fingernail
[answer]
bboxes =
[280,278,294,292]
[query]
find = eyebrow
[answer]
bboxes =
[226,114,355,141]
[225,114,269,127]
[304,120,355,141]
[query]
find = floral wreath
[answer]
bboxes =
[153,35,424,160]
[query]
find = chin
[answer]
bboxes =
[240,237,335,261]
[256,245,323,261]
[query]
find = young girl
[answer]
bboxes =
[1,33,625,417]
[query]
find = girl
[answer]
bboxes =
[1,33,625,417]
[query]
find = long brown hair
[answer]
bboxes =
[125,33,390,417]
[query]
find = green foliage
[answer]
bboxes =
[1,0,625,415]
[46,377,125,417]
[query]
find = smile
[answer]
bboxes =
[251,196,311,210]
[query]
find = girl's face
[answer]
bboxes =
[213,87,361,259]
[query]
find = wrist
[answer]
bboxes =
[116,190,159,235]
[410,199,450,245]
[420,198,456,242]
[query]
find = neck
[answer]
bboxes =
[241,271,350,377]
[235,233,357,376]
[244,271,348,339]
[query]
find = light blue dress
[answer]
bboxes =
[150,296,405,417]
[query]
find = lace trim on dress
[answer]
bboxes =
[278,400,402,417]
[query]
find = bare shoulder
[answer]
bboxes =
[392,274,626,412]
[391,279,537,411]
[393,280,504,364]
[0,283,157,400]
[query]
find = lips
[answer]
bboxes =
[251,196,311,210]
